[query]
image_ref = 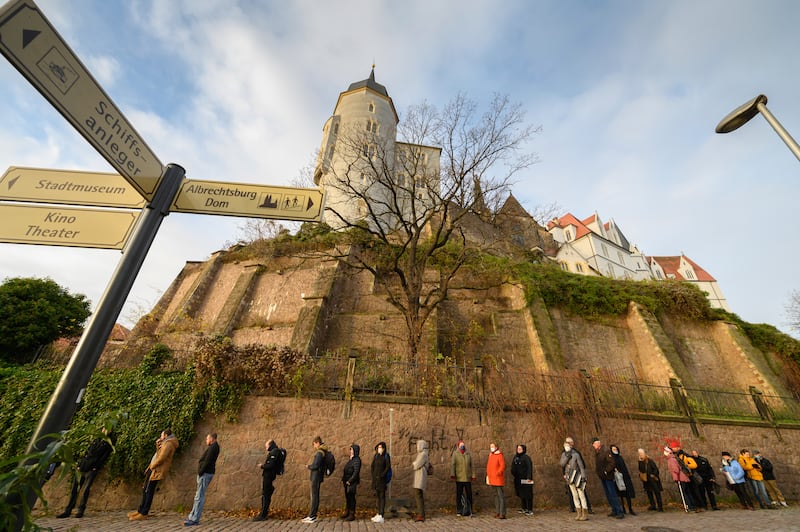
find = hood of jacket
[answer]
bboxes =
[417,439,428,452]
[267,440,278,452]
[351,443,360,457]
[517,444,527,455]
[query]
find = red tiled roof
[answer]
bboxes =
[548,213,591,239]
[650,255,716,282]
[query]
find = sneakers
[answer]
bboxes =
[371,514,384,523]
[301,516,317,523]
[183,520,199,526]
[781,502,789,507]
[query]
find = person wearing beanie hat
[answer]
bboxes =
[450,440,475,516]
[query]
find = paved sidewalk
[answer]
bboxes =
[34,505,800,531]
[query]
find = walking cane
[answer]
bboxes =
[677,481,689,512]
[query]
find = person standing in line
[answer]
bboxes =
[370,441,391,523]
[56,427,115,519]
[510,444,533,516]
[590,437,624,519]
[637,448,663,512]
[486,442,506,519]
[411,439,430,522]
[301,436,328,524]
[560,438,589,521]
[562,437,592,514]
[450,440,475,517]
[183,433,220,527]
[610,444,636,515]
[665,446,696,512]
[721,451,755,510]
[738,449,771,509]
[340,443,361,522]
[253,439,282,521]
[754,450,788,507]
[690,450,719,511]
[129,429,179,521]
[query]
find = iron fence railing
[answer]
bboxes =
[290,354,799,423]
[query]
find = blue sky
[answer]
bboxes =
[1,0,798,334]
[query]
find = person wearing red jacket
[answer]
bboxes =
[486,442,506,519]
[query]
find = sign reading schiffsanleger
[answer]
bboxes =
[0,0,164,200]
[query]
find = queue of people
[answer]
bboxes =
[52,428,791,525]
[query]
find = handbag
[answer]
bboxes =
[690,472,703,486]
[638,471,648,482]
[426,461,433,476]
[614,470,626,491]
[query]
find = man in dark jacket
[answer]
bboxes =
[56,428,115,518]
[340,443,361,521]
[690,450,719,511]
[591,437,624,519]
[184,433,220,526]
[253,439,282,521]
[302,436,327,523]
[754,450,788,507]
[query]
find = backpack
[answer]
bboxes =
[385,453,393,483]
[276,448,287,476]
[324,450,336,476]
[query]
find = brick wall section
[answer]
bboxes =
[41,396,800,514]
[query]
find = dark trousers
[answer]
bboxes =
[645,488,663,510]
[257,477,275,517]
[309,478,321,518]
[375,488,386,516]
[516,482,533,511]
[414,488,425,518]
[678,481,696,510]
[696,479,718,509]
[344,484,357,512]
[601,479,623,515]
[456,481,472,514]
[732,482,754,508]
[64,469,99,512]
[137,472,159,515]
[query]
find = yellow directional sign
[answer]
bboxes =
[0,0,163,199]
[0,166,151,208]
[0,203,140,249]
[171,179,325,222]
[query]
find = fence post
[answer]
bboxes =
[579,369,602,434]
[342,356,356,419]
[749,386,781,439]
[669,378,698,436]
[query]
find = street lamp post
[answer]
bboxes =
[716,94,800,162]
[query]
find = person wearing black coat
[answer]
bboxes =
[610,444,636,515]
[637,448,663,511]
[56,428,116,518]
[340,444,361,521]
[510,444,534,515]
[253,439,282,521]
[370,441,391,523]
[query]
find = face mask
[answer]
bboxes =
[564,444,571,452]
[612,450,619,455]
[490,447,497,453]
[459,444,465,451]
[664,451,671,457]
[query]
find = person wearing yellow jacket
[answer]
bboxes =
[738,449,771,508]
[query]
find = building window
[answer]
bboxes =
[362,144,375,158]
[576,263,584,272]
[368,102,375,113]
[560,262,569,271]
[617,251,625,264]
[685,270,695,280]
[565,230,572,241]
[333,123,339,135]
[366,119,378,133]
[601,243,609,256]
[655,270,663,279]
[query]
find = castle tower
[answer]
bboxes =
[314,69,440,230]
[314,68,399,229]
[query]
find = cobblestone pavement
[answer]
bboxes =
[34,505,800,532]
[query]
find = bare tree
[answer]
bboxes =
[321,93,540,364]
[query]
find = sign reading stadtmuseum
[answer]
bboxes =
[0,203,140,249]
[0,166,151,208]
[0,0,164,199]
